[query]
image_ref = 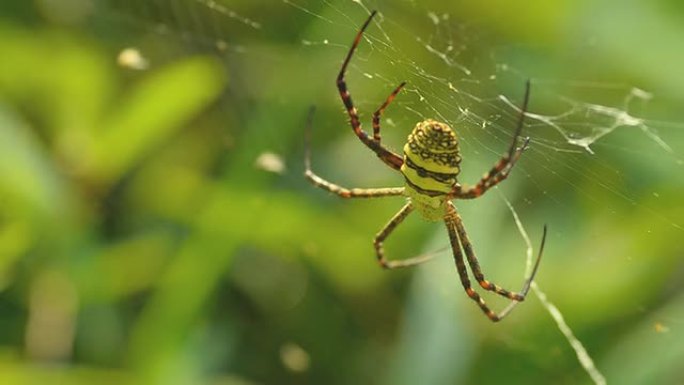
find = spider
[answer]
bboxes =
[305,10,547,322]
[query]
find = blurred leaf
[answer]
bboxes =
[0,221,31,289]
[91,56,227,183]
[385,234,476,385]
[0,105,74,219]
[127,187,241,385]
[0,23,111,134]
[602,292,684,384]
[75,231,174,302]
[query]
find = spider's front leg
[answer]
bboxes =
[454,80,532,199]
[372,81,406,143]
[454,137,530,199]
[337,10,404,170]
[304,107,405,199]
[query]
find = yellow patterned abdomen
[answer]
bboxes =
[400,119,461,221]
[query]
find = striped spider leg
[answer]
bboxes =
[336,9,404,171]
[305,10,547,322]
[445,202,547,322]
[452,80,532,200]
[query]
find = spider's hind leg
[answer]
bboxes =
[374,202,436,268]
[450,202,544,301]
[445,202,546,322]
[444,208,504,322]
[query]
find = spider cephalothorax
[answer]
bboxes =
[401,119,462,221]
[305,10,546,322]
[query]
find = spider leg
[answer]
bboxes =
[445,206,502,322]
[372,82,406,142]
[495,224,547,320]
[305,171,404,198]
[450,201,545,300]
[444,202,546,322]
[337,10,404,170]
[305,106,405,198]
[374,202,435,268]
[453,80,531,199]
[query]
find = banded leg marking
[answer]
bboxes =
[304,106,404,199]
[454,80,532,199]
[444,202,546,322]
[336,10,404,170]
[444,205,502,322]
[374,202,436,268]
[372,82,406,142]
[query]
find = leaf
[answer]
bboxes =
[91,56,227,183]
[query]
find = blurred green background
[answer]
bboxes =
[1,0,683,384]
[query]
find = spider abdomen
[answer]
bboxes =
[401,119,461,221]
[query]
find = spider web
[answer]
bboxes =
[98,0,684,383]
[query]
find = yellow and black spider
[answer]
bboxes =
[305,10,547,322]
